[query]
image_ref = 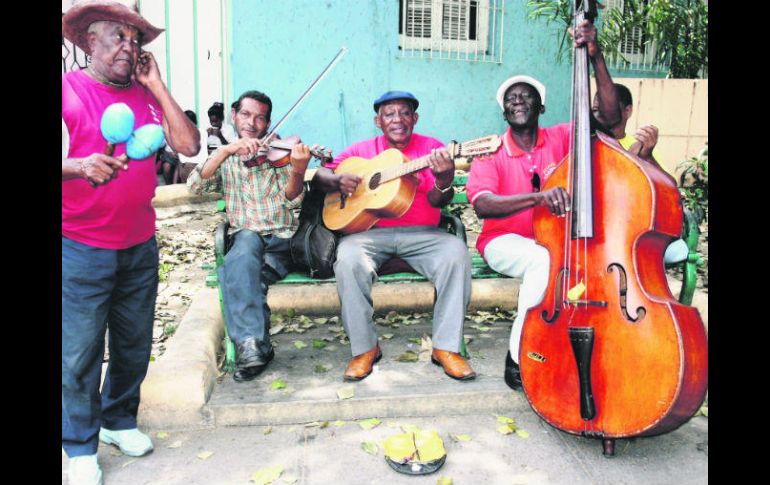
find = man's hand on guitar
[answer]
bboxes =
[338,173,362,197]
[427,148,455,189]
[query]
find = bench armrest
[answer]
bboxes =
[215,220,230,266]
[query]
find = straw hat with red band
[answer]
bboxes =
[62,0,164,55]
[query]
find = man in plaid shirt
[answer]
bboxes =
[188,90,312,382]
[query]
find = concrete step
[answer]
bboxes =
[204,310,523,427]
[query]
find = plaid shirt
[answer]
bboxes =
[187,153,304,238]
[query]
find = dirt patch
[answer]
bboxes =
[151,200,223,360]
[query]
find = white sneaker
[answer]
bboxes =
[68,454,103,485]
[99,427,154,457]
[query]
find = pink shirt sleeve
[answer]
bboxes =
[466,153,500,205]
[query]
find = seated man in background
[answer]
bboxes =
[592,83,688,264]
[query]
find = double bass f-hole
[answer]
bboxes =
[607,263,647,323]
[542,267,569,323]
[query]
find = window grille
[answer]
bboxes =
[604,0,668,74]
[62,12,90,73]
[398,0,504,63]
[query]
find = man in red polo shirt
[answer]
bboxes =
[466,19,620,390]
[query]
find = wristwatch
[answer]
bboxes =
[434,181,453,194]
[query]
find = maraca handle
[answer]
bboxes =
[105,143,116,157]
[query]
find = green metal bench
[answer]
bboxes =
[207,174,702,372]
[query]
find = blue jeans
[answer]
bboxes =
[61,236,158,457]
[217,230,293,356]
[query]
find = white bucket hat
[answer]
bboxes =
[496,75,546,109]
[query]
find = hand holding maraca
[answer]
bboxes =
[84,103,166,187]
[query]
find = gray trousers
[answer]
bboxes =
[334,226,471,356]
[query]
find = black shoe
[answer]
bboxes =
[236,337,264,368]
[504,351,522,391]
[234,340,274,382]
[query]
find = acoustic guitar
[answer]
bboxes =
[322,135,501,234]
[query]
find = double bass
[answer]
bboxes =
[518,0,708,456]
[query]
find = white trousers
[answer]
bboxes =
[483,234,550,364]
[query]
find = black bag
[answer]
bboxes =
[290,181,339,279]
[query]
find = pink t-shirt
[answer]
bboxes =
[324,133,444,228]
[466,123,571,258]
[62,69,163,249]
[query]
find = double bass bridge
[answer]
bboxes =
[565,299,608,307]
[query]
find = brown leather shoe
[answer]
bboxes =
[431,349,476,381]
[343,344,382,381]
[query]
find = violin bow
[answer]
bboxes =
[259,46,349,147]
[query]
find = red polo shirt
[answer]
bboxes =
[466,123,571,258]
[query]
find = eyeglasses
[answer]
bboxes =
[531,172,540,192]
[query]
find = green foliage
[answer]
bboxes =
[600,0,708,78]
[526,0,574,63]
[677,145,708,224]
[526,0,709,79]
[158,262,173,282]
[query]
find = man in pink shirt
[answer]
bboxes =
[466,20,620,391]
[314,91,475,382]
[61,2,199,484]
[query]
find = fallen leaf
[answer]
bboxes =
[156,431,169,439]
[497,424,517,435]
[312,339,326,349]
[281,475,299,484]
[305,421,329,428]
[359,418,382,430]
[401,424,421,434]
[286,308,296,318]
[263,426,272,435]
[293,341,308,349]
[167,440,182,448]
[337,386,355,400]
[496,416,515,424]
[397,351,419,362]
[451,434,472,442]
[407,337,422,345]
[314,317,329,324]
[250,465,284,484]
[437,477,453,485]
[333,420,347,427]
[382,333,395,339]
[314,363,332,373]
[700,405,708,417]
[515,429,530,439]
[420,335,433,351]
[271,379,287,390]
[324,345,338,352]
[361,441,379,455]
[269,324,286,336]
[197,451,214,460]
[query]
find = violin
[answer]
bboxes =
[517,0,707,456]
[243,134,332,168]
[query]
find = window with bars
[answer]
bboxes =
[398,0,504,63]
[605,0,656,66]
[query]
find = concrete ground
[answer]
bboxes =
[63,413,707,485]
[61,187,708,484]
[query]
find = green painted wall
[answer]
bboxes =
[228,0,580,158]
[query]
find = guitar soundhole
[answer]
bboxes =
[369,173,381,190]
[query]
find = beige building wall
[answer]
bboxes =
[592,78,708,176]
